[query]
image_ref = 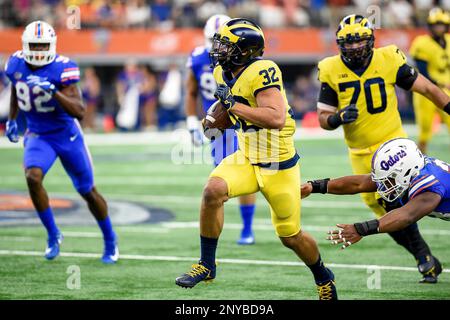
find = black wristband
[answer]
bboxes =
[354,219,380,236]
[444,102,450,116]
[308,178,330,194]
[327,113,342,129]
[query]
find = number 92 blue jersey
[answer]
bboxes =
[5,51,80,134]
[186,46,217,113]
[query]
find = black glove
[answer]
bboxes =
[444,102,450,116]
[214,84,235,110]
[327,104,359,129]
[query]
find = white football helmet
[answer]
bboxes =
[371,138,425,202]
[204,14,230,50]
[22,21,57,66]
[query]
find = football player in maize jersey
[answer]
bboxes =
[302,138,449,282]
[316,14,450,283]
[176,18,338,300]
[185,14,257,245]
[4,21,118,264]
[410,8,450,154]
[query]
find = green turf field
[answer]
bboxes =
[0,133,449,300]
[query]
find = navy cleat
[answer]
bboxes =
[45,232,63,260]
[175,261,216,288]
[101,239,119,264]
[418,255,442,284]
[237,230,255,245]
[316,268,338,300]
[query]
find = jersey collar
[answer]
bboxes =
[340,52,374,77]
[222,58,261,89]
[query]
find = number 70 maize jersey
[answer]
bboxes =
[5,50,80,134]
[318,45,414,149]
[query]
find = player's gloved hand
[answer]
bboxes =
[5,120,19,143]
[27,77,58,96]
[186,115,204,146]
[327,104,358,129]
[214,84,235,110]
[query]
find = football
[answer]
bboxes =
[202,100,233,140]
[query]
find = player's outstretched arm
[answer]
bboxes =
[411,73,450,115]
[8,84,19,121]
[301,174,376,198]
[328,191,441,249]
[54,84,86,120]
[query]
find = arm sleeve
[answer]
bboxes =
[409,177,445,200]
[59,60,80,86]
[318,82,338,107]
[252,61,282,97]
[396,63,419,90]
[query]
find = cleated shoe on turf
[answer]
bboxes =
[237,230,255,245]
[316,268,338,300]
[101,239,119,264]
[175,261,216,288]
[418,255,442,284]
[45,232,63,260]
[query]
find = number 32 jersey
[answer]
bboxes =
[213,59,296,164]
[5,50,80,134]
[318,45,416,150]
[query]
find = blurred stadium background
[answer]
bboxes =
[2,0,449,133]
[0,1,449,300]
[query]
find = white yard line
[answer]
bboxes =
[0,249,448,273]
[0,124,437,149]
[1,221,448,238]
[48,191,368,209]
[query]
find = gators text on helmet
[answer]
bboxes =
[336,14,374,68]
[209,18,265,72]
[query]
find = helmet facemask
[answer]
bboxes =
[372,171,408,202]
[371,138,426,203]
[22,21,57,67]
[337,34,374,68]
[210,34,243,72]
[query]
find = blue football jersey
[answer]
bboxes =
[186,46,217,113]
[408,157,450,220]
[5,51,80,134]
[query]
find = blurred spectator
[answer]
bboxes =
[158,64,183,130]
[126,0,151,28]
[197,0,228,25]
[413,0,434,26]
[290,74,319,119]
[0,0,443,29]
[116,59,144,130]
[151,0,174,28]
[386,0,414,28]
[139,65,158,131]
[96,0,125,29]
[259,0,286,28]
[442,0,450,10]
[0,64,11,127]
[81,67,101,131]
